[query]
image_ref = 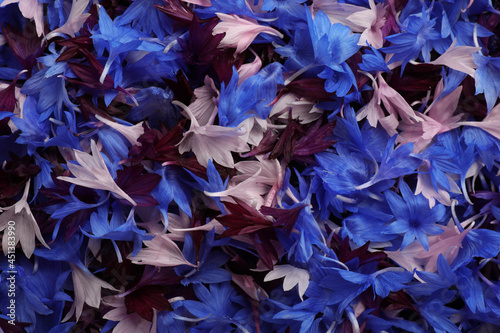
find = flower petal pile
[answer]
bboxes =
[1,0,500,332]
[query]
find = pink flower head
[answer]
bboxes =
[213,13,284,55]
[175,101,249,168]
[398,86,464,152]
[347,0,388,49]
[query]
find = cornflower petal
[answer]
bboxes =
[57,140,137,205]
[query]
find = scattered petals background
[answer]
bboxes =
[1,0,500,332]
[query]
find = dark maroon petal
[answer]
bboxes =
[78,95,125,121]
[251,231,279,270]
[330,234,387,266]
[115,165,161,207]
[163,71,193,106]
[124,285,173,321]
[212,49,245,85]
[0,317,31,332]
[269,118,304,163]
[179,17,225,66]
[0,154,41,201]
[241,130,278,158]
[155,0,196,26]
[1,22,45,77]
[282,78,335,101]
[0,70,24,112]
[260,204,307,235]
[293,120,336,163]
[217,199,274,238]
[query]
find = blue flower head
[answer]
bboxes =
[116,0,173,39]
[472,54,500,112]
[382,5,441,72]
[385,181,446,250]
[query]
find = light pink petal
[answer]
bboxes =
[264,264,310,300]
[238,49,262,83]
[347,0,387,48]
[357,90,384,127]
[378,114,399,136]
[15,0,45,36]
[0,180,49,258]
[179,128,249,168]
[415,164,461,207]
[129,234,196,267]
[182,0,211,5]
[378,73,418,122]
[205,168,268,209]
[103,296,154,333]
[189,76,219,126]
[175,101,249,167]
[213,13,284,54]
[46,0,91,38]
[170,219,225,234]
[57,140,137,205]
[311,0,366,32]
[427,86,464,125]
[63,263,117,322]
[95,115,145,146]
[458,103,500,140]
[430,40,481,76]
[389,219,471,274]
[418,221,471,272]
